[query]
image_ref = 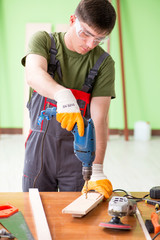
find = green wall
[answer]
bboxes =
[0,0,159,130]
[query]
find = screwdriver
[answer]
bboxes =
[145,199,160,210]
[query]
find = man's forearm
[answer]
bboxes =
[26,67,64,99]
[25,54,65,100]
[90,96,111,165]
[93,120,108,164]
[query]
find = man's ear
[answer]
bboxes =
[70,15,76,25]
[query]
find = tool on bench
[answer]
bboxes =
[99,196,137,230]
[0,228,15,239]
[150,186,160,199]
[151,212,160,234]
[38,106,96,199]
[0,203,34,240]
[145,199,160,211]
[144,186,160,235]
[145,212,160,234]
[145,206,160,235]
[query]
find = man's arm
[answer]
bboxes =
[25,54,84,136]
[82,96,113,199]
[25,54,65,99]
[90,96,111,164]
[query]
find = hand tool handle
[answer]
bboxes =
[145,199,160,210]
[0,204,18,218]
[151,212,160,234]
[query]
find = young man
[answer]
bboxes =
[22,0,116,199]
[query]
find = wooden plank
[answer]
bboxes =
[117,0,129,141]
[62,192,104,217]
[29,188,52,240]
[127,192,151,240]
[136,208,152,240]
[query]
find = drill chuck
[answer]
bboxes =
[82,167,92,181]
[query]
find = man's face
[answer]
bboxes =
[68,15,108,55]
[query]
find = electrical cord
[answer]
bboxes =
[113,189,150,202]
[113,188,128,195]
[33,120,50,188]
[152,231,160,240]
[113,189,160,239]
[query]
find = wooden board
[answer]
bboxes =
[29,188,52,240]
[62,192,104,217]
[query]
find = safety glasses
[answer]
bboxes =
[75,17,108,45]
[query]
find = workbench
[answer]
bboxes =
[0,192,159,240]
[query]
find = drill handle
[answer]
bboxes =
[37,107,57,125]
[37,106,96,169]
[38,106,88,131]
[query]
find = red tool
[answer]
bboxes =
[0,204,18,218]
[0,204,34,239]
[151,212,160,234]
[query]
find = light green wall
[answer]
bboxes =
[109,0,160,129]
[0,0,159,130]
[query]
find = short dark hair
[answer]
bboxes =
[75,0,116,34]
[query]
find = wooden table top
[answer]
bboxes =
[0,192,159,240]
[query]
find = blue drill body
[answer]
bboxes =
[38,107,96,180]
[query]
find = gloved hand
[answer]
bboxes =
[82,164,113,199]
[54,89,84,136]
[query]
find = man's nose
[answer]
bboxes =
[85,37,96,49]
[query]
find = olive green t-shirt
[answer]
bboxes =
[22,31,115,98]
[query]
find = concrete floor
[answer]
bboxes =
[0,134,159,193]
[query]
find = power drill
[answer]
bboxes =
[38,107,96,198]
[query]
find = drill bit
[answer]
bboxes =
[82,166,92,199]
[85,180,88,199]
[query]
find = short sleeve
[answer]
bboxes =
[21,31,51,66]
[91,55,115,99]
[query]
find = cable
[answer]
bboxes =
[152,231,160,240]
[113,189,150,202]
[143,193,150,198]
[123,194,146,202]
[33,120,50,188]
[113,188,160,239]
[113,188,128,195]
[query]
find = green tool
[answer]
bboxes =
[0,203,34,240]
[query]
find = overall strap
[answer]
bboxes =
[81,52,109,93]
[48,33,62,79]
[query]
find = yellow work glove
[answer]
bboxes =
[82,164,113,199]
[54,89,84,137]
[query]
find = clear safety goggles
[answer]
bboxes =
[75,17,108,45]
